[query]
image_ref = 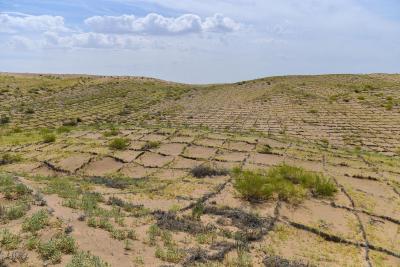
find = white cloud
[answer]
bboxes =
[43,32,155,50]
[0,12,68,33]
[84,13,240,35]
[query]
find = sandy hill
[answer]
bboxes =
[0,73,399,266]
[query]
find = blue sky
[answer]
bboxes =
[1,0,399,83]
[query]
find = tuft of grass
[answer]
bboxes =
[42,133,56,143]
[142,141,161,150]
[22,209,49,233]
[0,153,22,165]
[233,164,337,203]
[109,138,130,150]
[257,144,273,154]
[66,251,110,267]
[190,165,228,178]
[155,245,186,264]
[38,233,76,264]
[4,203,29,220]
[0,229,21,250]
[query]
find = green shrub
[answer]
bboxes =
[42,133,56,143]
[0,229,20,250]
[0,153,22,165]
[5,203,29,220]
[38,234,76,263]
[66,251,110,267]
[46,179,80,199]
[103,128,119,137]
[56,126,72,133]
[155,245,186,263]
[54,233,76,254]
[38,240,62,264]
[26,235,40,250]
[109,138,130,150]
[233,165,337,203]
[257,144,273,154]
[141,141,160,150]
[22,210,49,233]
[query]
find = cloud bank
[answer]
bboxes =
[84,13,240,35]
[0,12,68,33]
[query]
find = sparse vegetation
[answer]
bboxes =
[22,209,49,233]
[142,140,161,150]
[0,229,21,250]
[42,133,56,143]
[109,138,130,150]
[0,153,22,165]
[67,251,110,267]
[190,165,228,178]
[233,164,337,203]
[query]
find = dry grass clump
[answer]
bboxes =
[190,165,228,178]
[142,141,161,150]
[233,164,337,203]
[109,138,130,150]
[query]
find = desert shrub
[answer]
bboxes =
[110,229,126,240]
[26,235,40,250]
[0,229,20,250]
[38,240,62,264]
[109,138,130,150]
[142,141,160,150]
[38,234,76,263]
[62,118,79,126]
[0,153,22,165]
[190,165,228,178]
[0,115,10,124]
[257,144,273,154]
[103,128,119,137]
[233,165,337,203]
[25,107,35,114]
[53,233,76,254]
[66,251,110,267]
[155,245,186,263]
[56,126,72,133]
[5,203,29,220]
[46,179,80,199]
[22,210,49,233]
[42,133,56,143]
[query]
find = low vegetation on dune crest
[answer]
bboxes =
[233,164,337,203]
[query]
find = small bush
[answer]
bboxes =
[42,133,56,143]
[56,126,72,134]
[0,153,22,165]
[142,141,160,150]
[257,144,273,154]
[190,165,228,178]
[0,115,10,124]
[233,165,337,203]
[22,210,49,233]
[0,229,20,250]
[66,251,110,267]
[26,236,40,250]
[5,203,29,220]
[38,234,76,263]
[38,240,62,264]
[103,128,119,137]
[155,245,186,263]
[109,138,130,150]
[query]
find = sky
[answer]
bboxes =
[0,0,400,83]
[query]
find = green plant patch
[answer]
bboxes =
[233,164,337,203]
[109,138,130,150]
